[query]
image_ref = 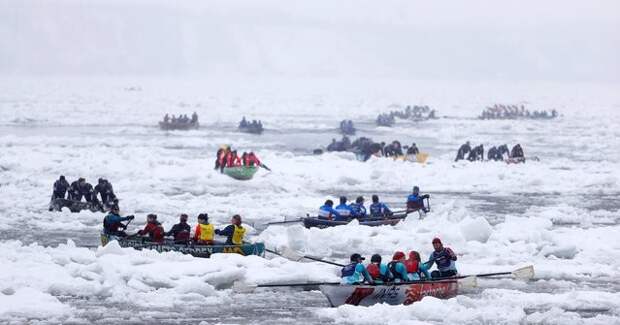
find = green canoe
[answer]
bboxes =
[223,166,259,180]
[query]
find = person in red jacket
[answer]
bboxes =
[137,214,165,243]
[247,152,261,167]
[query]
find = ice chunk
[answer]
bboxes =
[460,217,493,243]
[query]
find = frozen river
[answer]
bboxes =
[0,78,619,324]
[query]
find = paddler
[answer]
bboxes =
[166,213,191,243]
[406,186,430,213]
[318,200,341,220]
[215,214,245,245]
[403,251,430,280]
[341,253,374,285]
[388,251,410,282]
[334,196,353,221]
[348,196,367,219]
[193,213,214,245]
[102,205,134,237]
[369,195,392,218]
[366,254,393,284]
[425,238,458,278]
[136,214,165,243]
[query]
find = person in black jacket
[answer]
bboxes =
[166,214,191,243]
[52,175,70,200]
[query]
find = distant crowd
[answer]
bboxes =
[479,105,558,120]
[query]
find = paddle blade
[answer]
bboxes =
[512,265,535,280]
[458,276,478,289]
[233,282,257,294]
[280,247,305,262]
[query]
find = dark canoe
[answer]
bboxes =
[49,198,113,213]
[239,125,264,134]
[159,121,199,130]
[319,281,458,307]
[303,216,404,229]
[101,235,265,258]
[223,166,259,180]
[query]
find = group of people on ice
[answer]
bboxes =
[342,237,458,284]
[326,136,420,161]
[455,142,525,162]
[162,112,198,125]
[50,175,117,208]
[479,104,558,120]
[318,186,430,221]
[103,206,247,246]
[339,120,356,135]
[214,146,262,172]
[389,105,437,121]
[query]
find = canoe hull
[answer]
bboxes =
[101,235,265,258]
[303,217,403,229]
[159,121,199,130]
[223,166,259,180]
[319,281,458,307]
[49,198,115,213]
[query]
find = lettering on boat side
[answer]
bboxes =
[117,239,248,256]
[371,286,401,302]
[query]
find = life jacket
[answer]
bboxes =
[367,263,380,279]
[231,224,245,245]
[103,214,121,233]
[404,259,419,273]
[341,262,357,278]
[195,223,214,242]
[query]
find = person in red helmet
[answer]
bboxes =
[387,251,409,282]
[403,251,430,280]
[247,152,261,167]
[425,238,458,278]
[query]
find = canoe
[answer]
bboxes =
[319,281,458,307]
[49,198,113,213]
[100,235,266,258]
[223,166,259,180]
[239,126,264,134]
[159,121,199,130]
[303,216,404,229]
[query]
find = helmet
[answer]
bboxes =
[98,178,105,184]
[339,196,347,204]
[325,199,333,207]
[392,251,405,261]
[432,237,442,245]
[356,196,364,204]
[370,254,382,263]
[147,214,157,220]
[350,253,365,262]
[59,175,65,180]
[413,186,420,194]
[372,195,379,203]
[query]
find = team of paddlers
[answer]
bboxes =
[479,105,558,120]
[161,112,199,125]
[342,237,457,284]
[102,206,247,246]
[339,119,356,135]
[238,117,264,133]
[318,186,429,221]
[326,136,420,160]
[50,175,117,208]
[455,142,525,162]
[214,146,262,172]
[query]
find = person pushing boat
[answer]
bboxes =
[341,253,374,285]
[425,237,458,278]
[215,214,246,245]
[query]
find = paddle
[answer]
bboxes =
[265,246,345,267]
[260,163,272,171]
[262,218,303,226]
[443,265,535,281]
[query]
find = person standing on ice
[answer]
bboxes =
[455,141,471,161]
[406,186,430,213]
[166,214,191,244]
[51,175,69,200]
[369,195,392,218]
[341,253,374,285]
[425,238,458,278]
[366,254,393,284]
[335,196,354,221]
[318,200,341,220]
[215,214,246,245]
[103,205,134,237]
[403,251,430,280]
[348,196,367,219]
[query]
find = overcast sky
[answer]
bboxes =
[1,0,618,82]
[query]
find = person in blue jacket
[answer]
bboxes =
[318,200,341,220]
[334,196,353,221]
[341,253,374,285]
[369,195,392,218]
[349,196,367,219]
[103,205,134,237]
[425,237,458,278]
[406,186,430,212]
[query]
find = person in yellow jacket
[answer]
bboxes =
[193,213,214,245]
[215,214,245,245]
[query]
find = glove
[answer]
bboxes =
[422,194,430,199]
[215,229,220,235]
[121,224,127,230]
[127,215,135,220]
